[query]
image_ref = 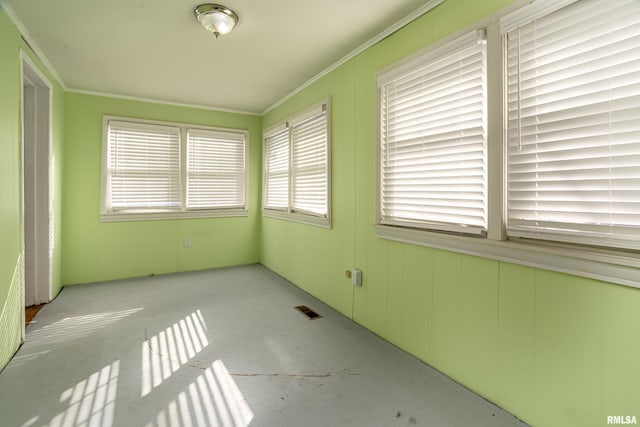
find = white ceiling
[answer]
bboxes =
[6,0,432,114]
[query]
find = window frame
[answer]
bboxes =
[502,0,640,252]
[101,115,249,222]
[374,0,640,289]
[262,98,332,228]
[185,127,248,211]
[376,29,489,236]
[262,125,290,212]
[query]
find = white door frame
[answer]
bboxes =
[20,51,53,340]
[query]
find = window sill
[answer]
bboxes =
[374,224,640,289]
[262,209,331,229]
[100,209,249,222]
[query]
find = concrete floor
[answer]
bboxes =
[0,265,528,427]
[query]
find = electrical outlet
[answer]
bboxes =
[184,239,190,248]
[351,269,363,286]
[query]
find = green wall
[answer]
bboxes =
[0,6,65,370]
[62,93,262,285]
[2,1,640,425]
[261,1,640,426]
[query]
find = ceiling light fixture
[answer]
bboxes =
[194,4,239,38]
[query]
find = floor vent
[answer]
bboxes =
[295,305,322,320]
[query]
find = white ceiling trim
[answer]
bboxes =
[0,0,67,90]
[66,88,261,116]
[3,0,446,117]
[3,0,258,115]
[261,0,445,115]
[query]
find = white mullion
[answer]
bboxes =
[101,115,248,221]
[287,122,293,214]
[181,128,188,212]
[262,99,331,226]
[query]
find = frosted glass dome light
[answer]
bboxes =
[194,4,239,38]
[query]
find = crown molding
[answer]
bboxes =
[3,0,446,117]
[1,0,67,90]
[2,2,259,116]
[261,0,445,115]
[67,88,261,116]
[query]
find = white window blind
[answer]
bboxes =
[378,30,488,235]
[186,129,246,210]
[504,0,640,250]
[263,127,290,210]
[262,100,331,226]
[107,120,181,211]
[103,116,249,220]
[291,108,329,216]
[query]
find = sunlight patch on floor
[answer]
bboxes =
[145,360,253,427]
[27,360,121,427]
[141,310,209,397]
[27,309,143,346]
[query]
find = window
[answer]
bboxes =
[503,0,640,250]
[102,116,248,221]
[263,127,289,210]
[377,30,488,235]
[105,120,181,212]
[262,99,331,227]
[374,0,640,287]
[186,129,246,210]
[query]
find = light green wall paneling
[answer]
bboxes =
[352,53,371,297]
[0,8,22,324]
[0,6,65,372]
[62,93,262,285]
[399,245,432,362]
[459,256,500,402]
[260,0,640,426]
[534,271,602,427]
[602,283,640,420]
[176,218,258,272]
[498,263,535,421]
[325,62,356,317]
[431,251,463,378]
[359,235,388,337]
[394,12,434,61]
[384,241,404,347]
[259,218,285,274]
[260,64,359,314]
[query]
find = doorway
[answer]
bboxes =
[21,53,53,338]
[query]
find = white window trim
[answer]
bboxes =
[376,29,489,236]
[374,0,640,289]
[101,115,249,222]
[262,98,332,229]
[375,225,640,289]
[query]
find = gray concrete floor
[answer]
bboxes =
[0,265,528,427]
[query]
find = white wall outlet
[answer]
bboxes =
[184,239,190,248]
[351,268,362,287]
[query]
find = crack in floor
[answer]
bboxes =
[229,372,361,378]
[144,329,360,378]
